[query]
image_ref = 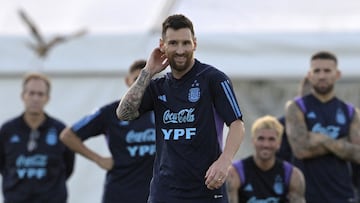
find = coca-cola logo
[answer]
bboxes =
[126,129,155,143]
[163,108,195,124]
[312,123,340,139]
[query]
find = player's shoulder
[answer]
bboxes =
[0,115,22,131]
[195,59,226,77]
[46,114,66,129]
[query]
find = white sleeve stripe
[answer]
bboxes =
[221,81,242,117]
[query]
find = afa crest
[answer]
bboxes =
[273,175,284,195]
[188,80,200,102]
[46,128,58,146]
[188,87,200,102]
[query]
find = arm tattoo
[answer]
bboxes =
[285,101,311,157]
[285,101,327,158]
[323,109,360,163]
[116,69,153,120]
[322,138,349,159]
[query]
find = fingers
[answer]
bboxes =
[146,48,168,73]
[205,173,226,190]
[98,157,114,170]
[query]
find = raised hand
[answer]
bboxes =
[144,48,169,76]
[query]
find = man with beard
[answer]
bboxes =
[285,51,360,203]
[227,115,305,203]
[116,14,245,203]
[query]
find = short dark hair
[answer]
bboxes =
[22,72,51,95]
[162,14,195,39]
[311,51,338,65]
[129,59,146,74]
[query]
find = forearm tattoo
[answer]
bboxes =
[116,69,153,120]
[324,110,360,162]
[286,102,309,152]
[286,101,327,157]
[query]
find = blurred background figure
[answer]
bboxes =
[0,72,74,203]
[227,115,305,203]
[285,51,360,203]
[60,60,156,203]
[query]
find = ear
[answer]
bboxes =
[159,38,165,52]
[125,76,131,87]
[336,69,341,80]
[306,71,312,81]
[193,37,197,51]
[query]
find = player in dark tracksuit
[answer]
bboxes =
[60,59,155,203]
[0,72,74,203]
[139,59,243,203]
[116,14,245,203]
[69,102,155,203]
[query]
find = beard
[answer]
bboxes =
[168,53,193,73]
[313,84,334,95]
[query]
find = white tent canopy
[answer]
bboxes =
[1,0,360,78]
[1,1,360,203]
[2,0,360,34]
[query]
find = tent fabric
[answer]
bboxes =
[2,0,360,34]
[1,32,360,79]
[1,0,360,78]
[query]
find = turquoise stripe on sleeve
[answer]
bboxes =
[221,81,242,117]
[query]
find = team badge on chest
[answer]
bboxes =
[46,128,58,146]
[188,80,200,102]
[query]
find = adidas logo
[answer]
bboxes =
[244,184,253,192]
[10,134,20,143]
[307,112,316,119]
[158,95,167,102]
